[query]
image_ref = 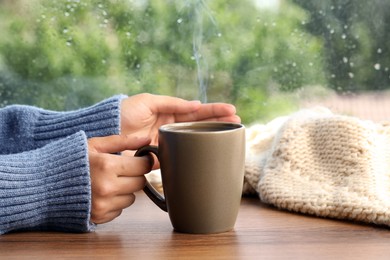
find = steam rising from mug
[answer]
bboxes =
[192,0,218,103]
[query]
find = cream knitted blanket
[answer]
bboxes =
[244,107,390,226]
[147,107,390,227]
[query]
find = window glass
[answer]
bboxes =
[0,0,389,124]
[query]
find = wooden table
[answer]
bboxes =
[1,192,390,259]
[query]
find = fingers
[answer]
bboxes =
[130,93,202,114]
[88,134,151,154]
[195,115,242,123]
[141,93,240,122]
[99,153,153,178]
[149,95,239,122]
[91,176,145,223]
[89,142,152,224]
[151,96,202,114]
[91,193,137,224]
[174,103,241,123]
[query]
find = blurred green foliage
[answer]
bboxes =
[293,0,390,92]
[0,0,388,123]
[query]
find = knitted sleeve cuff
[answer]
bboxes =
[33,95,127,146]
[0,131,94,235]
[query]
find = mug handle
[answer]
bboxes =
[134,145,168,212]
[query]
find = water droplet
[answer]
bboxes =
[348,72,354,78]
[309,62,313,66]
[66,37,72,46]
[64,12,70,17]
[63,28,68,34]
[374,63,381,70]
[126,32,131,37]
[377,48,382,54]
[217,32,222,37]
[292,62,296,67]
[330,29,335,34]
[343,57,348,63]
[331,74,336,78]
[177,18,183,24]
[341,34,346,39]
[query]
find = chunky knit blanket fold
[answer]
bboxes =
[244,107,390,227]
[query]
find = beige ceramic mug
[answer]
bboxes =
[135,122,245,234]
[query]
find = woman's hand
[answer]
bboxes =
[88,135,153,224]
[87,93,240,224]
[120,93,241,145]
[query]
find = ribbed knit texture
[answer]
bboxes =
[244,107,390,227]
[0,95,125,234]
[0,95,125,154]
[0,131,92,234]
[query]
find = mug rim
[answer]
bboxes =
[159,121,244,134]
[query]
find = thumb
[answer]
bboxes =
[88,135,151,154]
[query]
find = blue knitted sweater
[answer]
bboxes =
[0,95,125,235]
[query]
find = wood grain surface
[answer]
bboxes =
[1,192,390,259]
